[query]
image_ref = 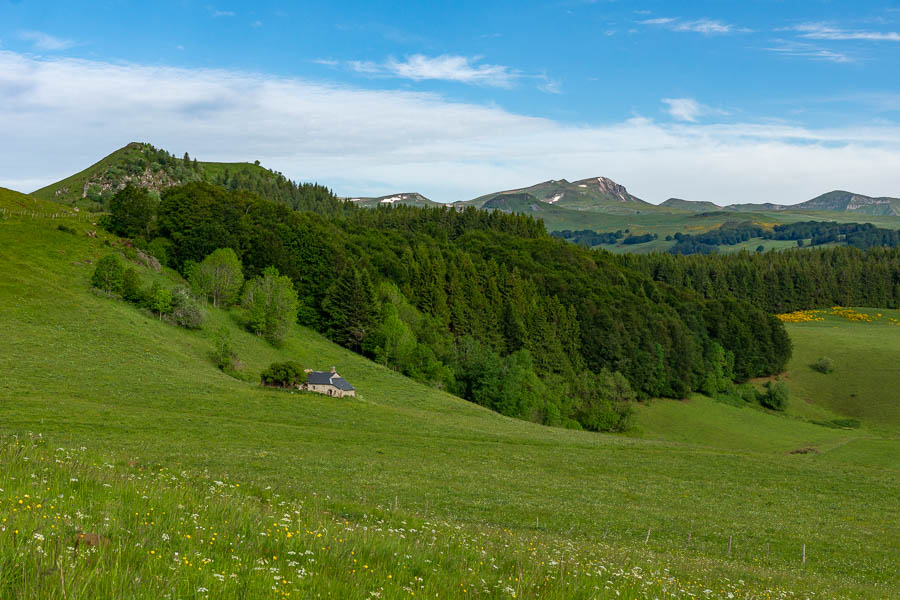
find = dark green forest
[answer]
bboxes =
[621,246,900,314]
[103,180,800,431]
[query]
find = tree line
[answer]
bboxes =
[620,245,900,313]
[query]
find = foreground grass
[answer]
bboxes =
[0,436,875,599]
[1,194,898,597]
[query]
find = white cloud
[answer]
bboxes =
[18,31,76,51]
[1,51,899,205]
[640,17,747,35]
[662,98,701,122]
[764,41,852,63]
[661,98,728,122]
[345,54,520,88]
[212,9,235,17]
[793,22,900,42]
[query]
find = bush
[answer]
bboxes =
[760,381,789,411]
[813,356,835,374]
[57,224,76,234]
[260,361,307,388]
[171,286,205,329]
[91,254,124,296]
[121,267,146,304]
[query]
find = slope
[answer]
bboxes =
[0,204,898,597]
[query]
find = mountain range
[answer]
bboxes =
[29,142,900,223]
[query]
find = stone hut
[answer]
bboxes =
[302,367,356,398]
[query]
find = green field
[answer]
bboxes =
[1,191,898,598]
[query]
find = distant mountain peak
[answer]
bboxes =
[570,176,641,203]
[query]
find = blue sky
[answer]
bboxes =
[2,0,900,204]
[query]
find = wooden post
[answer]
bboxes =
[802,544,806,565]
[686,532,691,549]
[645,527,651,544]
[728,535,732,556]
[603,524,609,539]
[766,542,769,559]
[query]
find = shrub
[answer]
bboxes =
[91,254,124,296]
[121,267,146,304]
[760,381,789,411]
[57,224,76,234]
[171,286,205,329]
[813,356,835,374]
[260,361,307,388]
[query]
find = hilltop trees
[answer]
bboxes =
[188,248,244,307]
[242,266,298,346]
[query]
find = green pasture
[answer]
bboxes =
[1,192,897,598]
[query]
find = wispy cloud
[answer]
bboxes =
[340,54,522,88]
[792,22,900,42]
[18,31,76,51]
[211,9,235,17]
[764,41,852,63]
[2,51,899,205]
[661,98,728,122]
[640,17,748,35]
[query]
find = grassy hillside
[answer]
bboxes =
[780,308,900,433]
[1,203,898,598]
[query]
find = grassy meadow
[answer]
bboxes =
[1,190,898,598]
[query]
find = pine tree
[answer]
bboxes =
[323,266,377,351]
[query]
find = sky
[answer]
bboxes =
[2,1,900,205]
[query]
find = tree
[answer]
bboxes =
[107,185,158,238]
[183,151,191,163]
[323,266,377,351]
[148,281,172,320]
[573,369,636,432]
[260,361,307,388]
[189,248,244,307]
[241,266,298,345]
[91,255,125,296]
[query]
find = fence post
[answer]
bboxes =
[802,544,806,565]
[686,532,691,549]
[728,535,732,557]
[644,527,651,544]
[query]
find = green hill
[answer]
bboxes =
[1,189,898,598]
[789,190,900,216]
[30,142,340,213]
[660,197,723,212]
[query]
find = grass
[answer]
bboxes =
[1,193,898,598]
[781,308,900,434]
